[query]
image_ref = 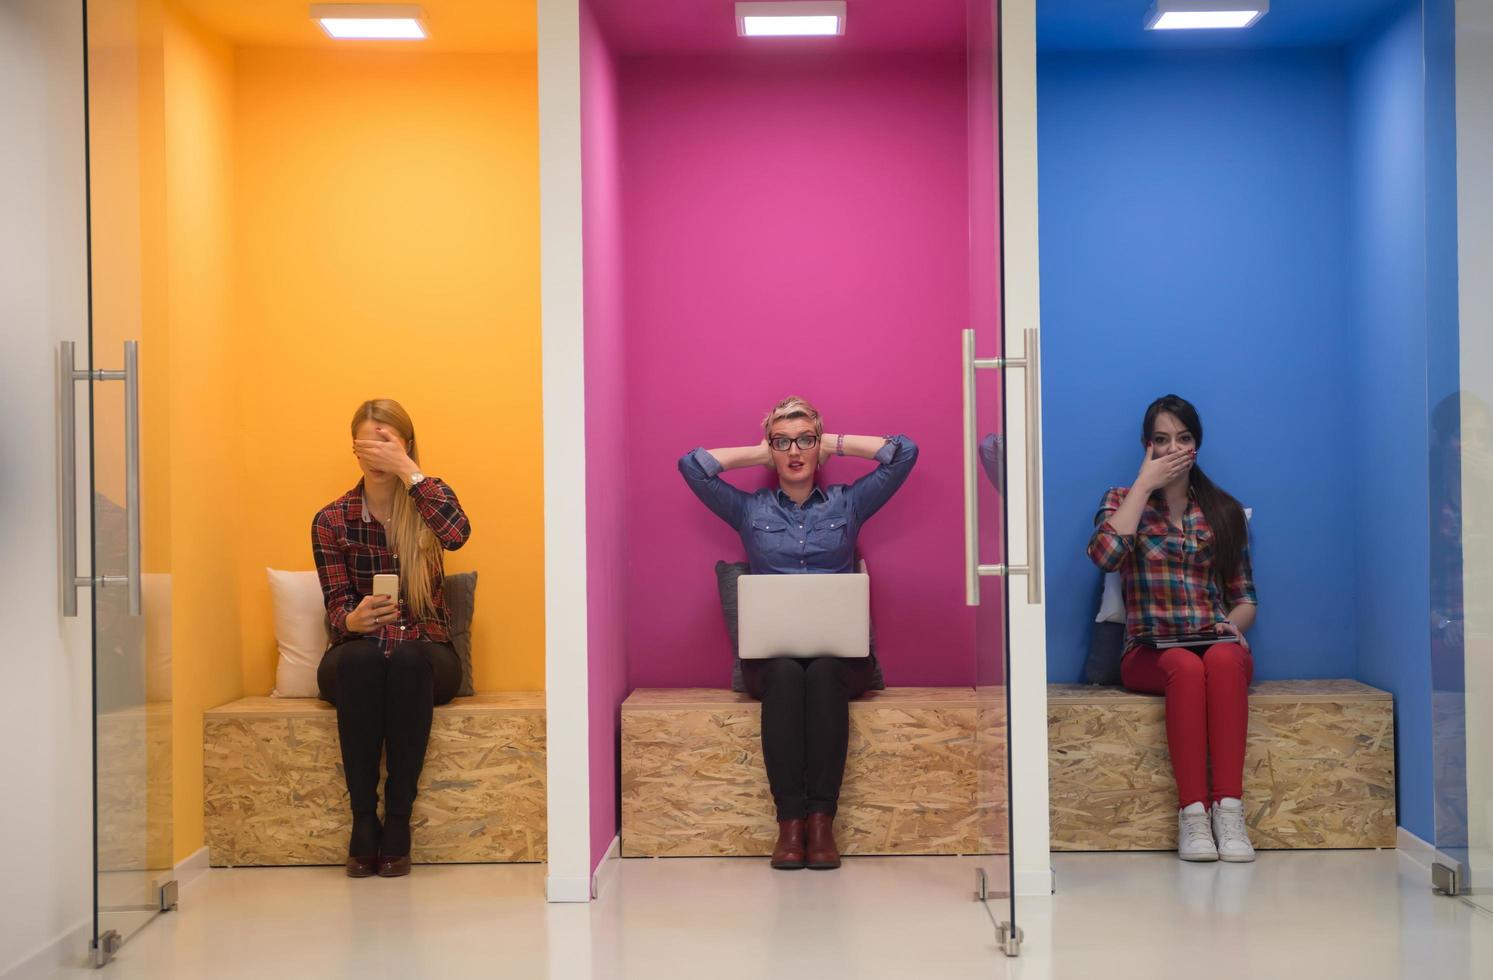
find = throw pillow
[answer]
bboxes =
[269,568,331,698]
[443,571,478,698]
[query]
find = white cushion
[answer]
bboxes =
[1095,572,1126,624]
[268,568,330,698]
[1094,507,1253,625]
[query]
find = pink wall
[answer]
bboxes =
[966,0,1007,687]
[618,52,978,688]
[580,0,630,871]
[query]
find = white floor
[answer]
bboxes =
[42,851,1493,979]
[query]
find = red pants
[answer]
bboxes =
[1120,643,1254,809]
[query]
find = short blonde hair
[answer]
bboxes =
[762,396,824,439]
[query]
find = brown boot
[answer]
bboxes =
[806,813,841,870]
[771,819,806,870]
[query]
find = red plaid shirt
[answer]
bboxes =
[312,478,471,650]
[1087,486,1257,647]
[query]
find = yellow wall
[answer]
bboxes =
[230,47,545,695]
[95,7,543,864]
[162,3,241,864]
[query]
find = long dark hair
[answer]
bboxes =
[1142,395,1247,591]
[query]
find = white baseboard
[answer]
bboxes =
[591,836,621,901]
[1015,867,1055,897]
[1397,826,1437,873]
[1,917,90,978]
[1396,825,1464,882]
[174,846,210,890]
[547,874,592,903]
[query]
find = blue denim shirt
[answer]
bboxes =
[678,436,919,574]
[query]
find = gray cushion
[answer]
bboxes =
[443,571,478,697]
[1085,622,1127,686]
[714,560,885,692]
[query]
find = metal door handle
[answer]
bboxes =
[58,340,141,617]
[960,327,1044,607]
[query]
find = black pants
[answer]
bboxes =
[317,639,462,816]
[741,656,876,821]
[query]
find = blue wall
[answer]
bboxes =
[1347,0,1435,843]
[1038,50,1359,683]
[1037,1,1442,841]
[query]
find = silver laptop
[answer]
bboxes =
[737,572,870,660]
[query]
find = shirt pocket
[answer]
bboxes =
[1138,532,1172,563]
[750,517,789,552]
[806,516,850,558]
[1188,527,1216,566]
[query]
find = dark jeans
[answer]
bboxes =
[317,639,462,816]
[741,656,876,821]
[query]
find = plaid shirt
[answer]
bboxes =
[312,478,471,650]
[1087,486,1257,647]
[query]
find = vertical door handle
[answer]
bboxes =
[57,340,141,617]
[59,341,82,617]
[959,327,1043,607]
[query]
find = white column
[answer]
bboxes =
[538,0,593,904]
[1001,0,1054,899]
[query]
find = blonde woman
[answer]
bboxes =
[679,397,918,870]
[312,399,471,878]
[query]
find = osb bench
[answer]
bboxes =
[203,694,545,866]
[1048,680,1396,851]
[620,687,1007,858]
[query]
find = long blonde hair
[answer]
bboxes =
[352,399,442,620]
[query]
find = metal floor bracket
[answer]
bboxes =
[1432,861,1461,896]
[996,921,1024,957]
[91,930,121,969]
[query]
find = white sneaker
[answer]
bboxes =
[1211,797,1256,863]
[1178,802,1218,862]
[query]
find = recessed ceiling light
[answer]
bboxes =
[311,4,427,41]
[736,2,846,39]
[1144,0,1268,31]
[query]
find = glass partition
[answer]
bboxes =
[84,0,175,963]
[1429,0,1493,915]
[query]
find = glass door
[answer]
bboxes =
[79,0,174,964]
[1429,0,1493,915]
[964,0,1027,957]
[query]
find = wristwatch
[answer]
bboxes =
[408,471,426,487]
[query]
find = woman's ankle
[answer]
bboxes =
[349,811,381,856]
[380,812,412,857]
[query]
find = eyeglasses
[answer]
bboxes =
[769,434,819,452]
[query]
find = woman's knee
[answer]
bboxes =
[759,658,805,696]
[803,656,849,693]
[1158,648,1206,685]
[336,640,386,677]
[387,642,432,677]
[1203,642,1251,676]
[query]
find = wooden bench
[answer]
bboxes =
[1048,680,1396,850]
[203,694,545,866]
[621,687,1007,857]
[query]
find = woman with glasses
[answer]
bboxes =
[678,396,918,870]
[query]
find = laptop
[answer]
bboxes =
[1151,632,1230,650]
[737,572,871,660]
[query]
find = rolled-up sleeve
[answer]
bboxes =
[678,448,749,529]
[1224,536,1259,608]
[848,435,918,523]
[409,477,470,551]
[1087,487,1134,572]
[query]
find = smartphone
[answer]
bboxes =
[372,573,399,603]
